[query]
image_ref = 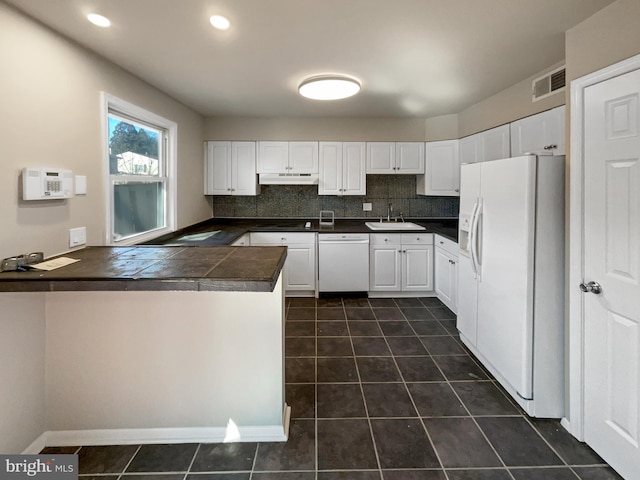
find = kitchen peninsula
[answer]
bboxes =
[0,246,290,451]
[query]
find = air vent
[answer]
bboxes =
[532,66,566,102]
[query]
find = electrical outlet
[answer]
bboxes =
[363,202,372,211]
[69,227,87,248]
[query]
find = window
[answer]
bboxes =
[102,94,176,244]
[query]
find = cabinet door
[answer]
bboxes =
[478,124,510,162]
[403,244,433,291]
[396,142,425,174]
[510,105,566,156]
[459,134,479,165]
[257,141,288,174]
[232,142,259,196]
[289,142,319,174]
[342,142,366,195]
[231,233,250,246]
[370,244,401,291]
[435,247,455,308]
[204,141,232,195]
[284,244,316,291]
[366,142,395,173]
[319,142,342,195]
[418,140,460,196]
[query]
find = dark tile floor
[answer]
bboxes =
[42,296,623,480]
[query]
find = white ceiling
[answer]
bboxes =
[6,0,615,118]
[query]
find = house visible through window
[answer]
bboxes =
[103,94,176,244]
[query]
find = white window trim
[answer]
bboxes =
[101,92,177,245]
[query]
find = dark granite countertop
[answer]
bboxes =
[144,218,459,246]
[0,246,287,293]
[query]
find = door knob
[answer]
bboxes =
[579,281,602,294]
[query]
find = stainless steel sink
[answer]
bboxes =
[365,221,425,231]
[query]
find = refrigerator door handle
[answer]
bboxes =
[471,199,483,278]
[467,200,479,276]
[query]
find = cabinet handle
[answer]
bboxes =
[455,188,459,192]
[544,144,557,150]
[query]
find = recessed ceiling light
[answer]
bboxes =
[298,74,361,101]
[209,15,230,30]
[87,13,111,28]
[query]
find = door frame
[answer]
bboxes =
[566,53,640,441]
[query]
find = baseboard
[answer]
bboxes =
[367,291,436,298]
[31,405,291,448]
[560,417,574,437]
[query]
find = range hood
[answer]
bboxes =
[259,173,319,185]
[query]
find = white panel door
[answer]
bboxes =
[319,142,342,195]
[342,142,366,195]
[366,142,395,173]
[419,140,460,196]
[370,245,401,291]
[510,106,566,157]
[476,156,536,400]
[205,141,231,195]
[583,68,640,480]
[479,124,510,162]
[395,142,425,174]
[232,142,258,196]
[285,245,316,290]
[435,247,455,309]
[403,245,433,291]
[289,142,319,174]
[257,141,289,174]
[459,134,478,165]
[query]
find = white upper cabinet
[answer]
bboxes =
[478,124,510,162]
[395,142,425,174]
[289,142,319,173]
[366,142,395,173]
[257,141,318,174]
[366,142,424,174]
[319,142,366,196]
[418,140,460,196]
[204,141,259,196]
[459,134,479,165]
[510,105,566,156]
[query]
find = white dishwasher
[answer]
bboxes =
[318,233,370,292]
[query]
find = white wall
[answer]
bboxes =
[45,288,285,438]
[204,116,434,142]
[0,293,46,454]
[0,3,209,260]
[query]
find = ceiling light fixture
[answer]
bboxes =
[87,13,111,28]
[298,74,361,100]
[209,15,231,30]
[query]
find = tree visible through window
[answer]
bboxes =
[103,94,176,244]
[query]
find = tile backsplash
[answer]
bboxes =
[212,175,459,218]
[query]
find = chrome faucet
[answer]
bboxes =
[387,202,393,222]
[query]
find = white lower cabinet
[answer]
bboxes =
[434,234,458,313]
[250,232,316,294]
[369,233,433,294]
[231,233,250,246]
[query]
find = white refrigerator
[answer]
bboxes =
[457,154,565,418]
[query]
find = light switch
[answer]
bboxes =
[75,175,87,195]
[363,203,372,211]
[69,227,87,247]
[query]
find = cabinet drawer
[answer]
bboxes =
[401,233,433,245]
[250,231,315,245]
[370,233,401,245]
[434,234,458,256]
